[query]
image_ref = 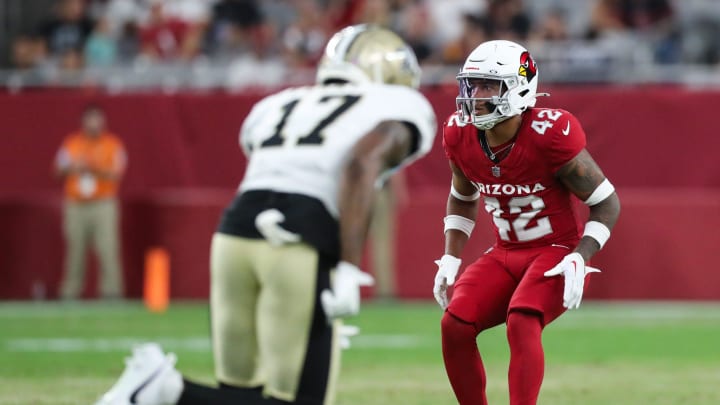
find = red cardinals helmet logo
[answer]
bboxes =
[518,51,537,82]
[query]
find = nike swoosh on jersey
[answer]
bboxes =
[129,365,165,404]
[562,121,570,136]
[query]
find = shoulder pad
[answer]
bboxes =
[524,108,586,170]
[546,108,574,138]
[524,108,580,139]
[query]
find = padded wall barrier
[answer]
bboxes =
[1,87,717,300]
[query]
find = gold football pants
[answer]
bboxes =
[210,233,342,405]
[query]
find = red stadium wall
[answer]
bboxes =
[1,86,718,300]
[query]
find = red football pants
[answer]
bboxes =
[441,245,587,405]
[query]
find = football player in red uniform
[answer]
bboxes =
[433,40,621,405]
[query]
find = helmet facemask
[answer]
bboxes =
[456,74,528,130]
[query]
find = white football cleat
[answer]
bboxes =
[94,343,183,405]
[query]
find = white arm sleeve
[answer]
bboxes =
[450,183,479,201]
[584,179,615,206]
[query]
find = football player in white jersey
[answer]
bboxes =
[94,25,437,405]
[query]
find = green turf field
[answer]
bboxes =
[2,300,720,405]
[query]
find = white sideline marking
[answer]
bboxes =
[5,335,435,352]
[352,334,434,348]
[6,337,211,352]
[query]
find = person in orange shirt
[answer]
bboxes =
[55,104,127,300]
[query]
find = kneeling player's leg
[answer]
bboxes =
[256,244,338,405]
[210,233,265,388]
[178,382,265,405]
[442,251,517,405]
[97,234,272,405]
[178,233,266,404]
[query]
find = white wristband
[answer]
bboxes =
[450,184,480,202]
[444,215,475,237]
[584,179,615,206]
[583,221,611,249]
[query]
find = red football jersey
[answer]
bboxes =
[443,108,586,249]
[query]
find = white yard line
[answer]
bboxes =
[5,335,436,352]
[5,337,211,352]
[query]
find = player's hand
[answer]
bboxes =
[254,209,301,247]
[433,254,462,310]
[339,324,360,350]
[321,261,375,321]
[543,252,601,309]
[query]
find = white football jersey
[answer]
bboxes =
[238,83,437,217]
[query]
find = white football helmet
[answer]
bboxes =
[316,24,421,89]
[456,40,540,130]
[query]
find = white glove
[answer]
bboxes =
[433,254,462,310]
[321,262,375,321]
[339,324,360,350]
[254,209,300,247]
[543,252,601,309]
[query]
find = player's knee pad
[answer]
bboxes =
[441,311,478,342]
[506,311,542,341]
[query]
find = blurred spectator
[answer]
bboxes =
[90,0,142,63]
[206,0,274,61]
[162,0,215,60]
[281,0,329,67]
[115,20,141,63]
[427,0,486,51]
[215,0,285,88]
[37,0,95,54]
[589,0,627,33]
[682,17,720,65]
[137,0,198,62]
[36,0,96,70]
[54,105,127,300]
[57,48,85,71]
[485,0,532,42]
[84,17,118,67]
[4,0,720,85]
[11,34,46,70]
[259,0,297,34]
[441,12,490,65]
[163,0,215,26]
[530,7,570,42]
[396,0,434,63]
[353,0,393,27]
[589,0,674,33]
[588,0,680,63]
[89,0,140,36]
[325,0,364,31]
